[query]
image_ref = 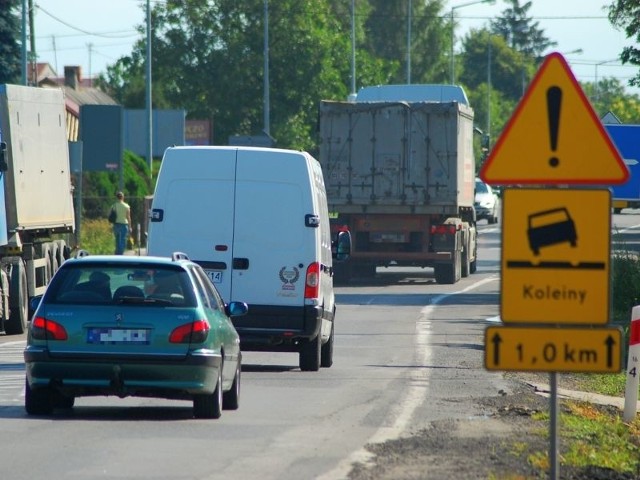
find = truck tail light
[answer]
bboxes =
[430,225,458,235]
[169,320,210,344]
[304,262,320,299]
[31,316,68,341]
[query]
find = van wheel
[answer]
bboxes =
[320,323,334,368]
[300,335,321,371]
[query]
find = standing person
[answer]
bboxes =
[110,191,131,255]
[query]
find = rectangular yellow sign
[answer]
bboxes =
[501,188,611,324]
[485,325,622,373]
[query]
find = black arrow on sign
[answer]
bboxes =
[605,335,616,368]
[491,333,503,366]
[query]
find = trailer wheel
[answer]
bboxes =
[434,251,461,285]
[332,262,352,285]
[5,259,28,335]
[56,239,70,263]
[461,239,471,278]
[50,242,60,276]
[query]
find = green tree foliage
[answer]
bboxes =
[81,150,152,228]
[581,77,640,123]
[608,0,640,87]
[489,0,556,58]
[362,0,449,84]
[0,0,21,84]
[98,0,391,152]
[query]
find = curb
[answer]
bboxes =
[527,382,639,412]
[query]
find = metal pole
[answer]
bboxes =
[487,38,491,138]
[350,0,356,96]
[146,0,153,178]
[550,372,559,480]
[263,0,270,136]
[406,0,411,84]
[21,0,27,85]
[449,8,454,84]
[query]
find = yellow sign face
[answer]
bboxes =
[479,52,628,185]
[485,325,622,373]
[501,188,610,324]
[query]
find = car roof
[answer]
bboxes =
[63,251,194,269]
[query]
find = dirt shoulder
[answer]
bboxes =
[346,373,637,480]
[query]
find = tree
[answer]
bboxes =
[0,0,21,84]
[490,0,556,59]
[608,0,640,87]
[363,0,450,84]
[581,77,640,123]
[98,0,391,153]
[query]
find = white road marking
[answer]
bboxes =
[318,275,499,479]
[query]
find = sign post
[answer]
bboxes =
[480,52,628,480]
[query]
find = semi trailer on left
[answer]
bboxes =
[0,84,75,335]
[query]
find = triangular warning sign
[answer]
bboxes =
[480,52,628,185]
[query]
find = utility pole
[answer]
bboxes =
[146,0,153,178]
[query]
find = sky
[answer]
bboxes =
[29,0,639,95]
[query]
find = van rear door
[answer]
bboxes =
[231,149,316,307]
[148,147,236,301]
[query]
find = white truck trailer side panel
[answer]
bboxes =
[0,85,75,231]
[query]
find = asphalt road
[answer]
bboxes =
[0,212,637,479]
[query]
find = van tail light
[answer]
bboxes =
[31,316,68,341]
[169,320,210,344]
[304,262,320,299]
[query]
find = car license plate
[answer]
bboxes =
[205,270,223,283]
[87,328,150,344]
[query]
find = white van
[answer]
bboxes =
[147,146,350,371]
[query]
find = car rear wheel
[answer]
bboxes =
[222,361,241,410]
[300,334,321,371]
[25,378,53,415]
[193,368,222,419]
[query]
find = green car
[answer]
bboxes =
[24,251,247,419]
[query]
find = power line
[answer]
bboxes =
[35,3,140,39]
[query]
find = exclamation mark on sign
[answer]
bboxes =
[547,86,562,168]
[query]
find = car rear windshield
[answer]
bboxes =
[45,263,196,307]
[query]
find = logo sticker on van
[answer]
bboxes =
[279,267,300,291]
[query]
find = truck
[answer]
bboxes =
[318,84,478,284]
[605,124,640,213]
[0,84,75,335]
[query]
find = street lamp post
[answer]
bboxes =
[594,58,619,103]
[450,0,495,84]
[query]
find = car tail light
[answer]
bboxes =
[31,316,68,341]
[304,262,320,299]
[430,224,458,235]
[169,320,210,344]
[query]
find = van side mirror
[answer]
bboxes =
[333,230,352,262]
[0,142,7,172]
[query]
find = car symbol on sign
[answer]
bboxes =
[527,207,577,256]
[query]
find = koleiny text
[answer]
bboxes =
[522,284,587,304]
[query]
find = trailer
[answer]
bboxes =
[318,85,478,284]
[0,85,75,334]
